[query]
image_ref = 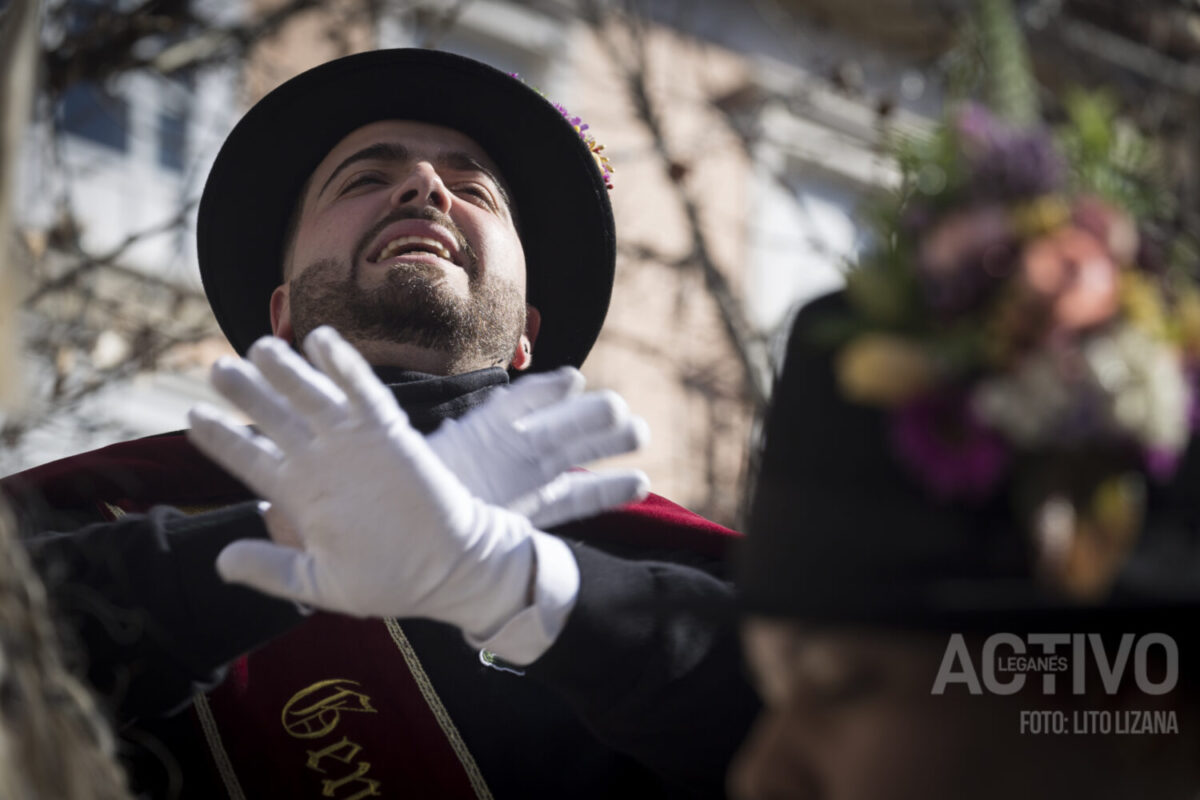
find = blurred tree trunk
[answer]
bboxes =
[0,0,40,414]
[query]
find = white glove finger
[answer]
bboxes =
[519,391,644,456]
[303,326,403,428]
[515,470,651,529]
[216,539,322,606]
[493,416,648,500]
[487,367,585,422]
[550,415,650,469]
[247,337,350,431]
[187,405,285,500]
[209,357,312,451]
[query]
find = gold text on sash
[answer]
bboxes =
[283,679,382,799]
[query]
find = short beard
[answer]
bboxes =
[287,257,526,374]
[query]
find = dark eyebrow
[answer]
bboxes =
[318,142,409,199]
[316,141,512,209]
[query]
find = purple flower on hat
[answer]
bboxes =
[890,390,1011,501]
[510,72,613,189]
[955,104,1065,199]
[1145,446,1181,480]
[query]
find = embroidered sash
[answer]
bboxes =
[195,614,490,799]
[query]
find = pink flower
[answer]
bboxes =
[890,392,1011,501]
[1016,227,1122,335]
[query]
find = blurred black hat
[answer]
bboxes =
[739,291,1200,630]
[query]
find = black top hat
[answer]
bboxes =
[739,291,1200,631]
[197,49,616,370]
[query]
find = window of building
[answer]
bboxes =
[156,109,187,171]
[58,81,131,153]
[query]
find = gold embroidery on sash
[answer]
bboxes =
[282,681,383,797]
[175,503,224,515]
[383,619,494,800]
[281,678,377,739]
[104,501,222,518]
[194,692,249,800]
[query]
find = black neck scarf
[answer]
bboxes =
[372,366,511,434]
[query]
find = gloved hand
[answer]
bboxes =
[204,332,649,529]
[185,326,647,640]
[430,370,649,529]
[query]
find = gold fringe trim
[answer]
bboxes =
[383,619,494,800]
[193,693,248,800]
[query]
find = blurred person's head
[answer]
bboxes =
[733,618,1200,800]
[731,103,1200,799]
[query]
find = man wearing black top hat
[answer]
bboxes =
[2,49,757,798]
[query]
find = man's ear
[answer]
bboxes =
[269,283,295,344]
[510,304,541,372]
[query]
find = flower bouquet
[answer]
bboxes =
[832,97,1199,599]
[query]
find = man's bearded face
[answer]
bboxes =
[287,206,526,371]
[275,120,531,374]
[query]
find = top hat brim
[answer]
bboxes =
[197,49,615,370]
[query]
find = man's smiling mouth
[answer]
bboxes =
[373,235,453,263]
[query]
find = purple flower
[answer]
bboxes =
[890,390,1011,501]
[954,104,1066,199]
[1145,446,1181,480]
[1188,367,1200,429]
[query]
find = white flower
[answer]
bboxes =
[1082,324,1190,452]
[972,351,1075,446]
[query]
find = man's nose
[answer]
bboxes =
[389,162,452,215]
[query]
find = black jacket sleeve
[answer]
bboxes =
[527,542,760,798]
[26,502,304,724]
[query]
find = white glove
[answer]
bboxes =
[185,327,646,643]
[205,332,649,528]
[430,370,649,528]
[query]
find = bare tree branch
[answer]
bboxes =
[44,0,329,91]
[23,202,197,306]
[583,1,772,409]
[0,318,216,448]
[414,0,475,49]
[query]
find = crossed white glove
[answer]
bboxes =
[431,373,649,529]
[202,331,649,530]
[186,326,649,648]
